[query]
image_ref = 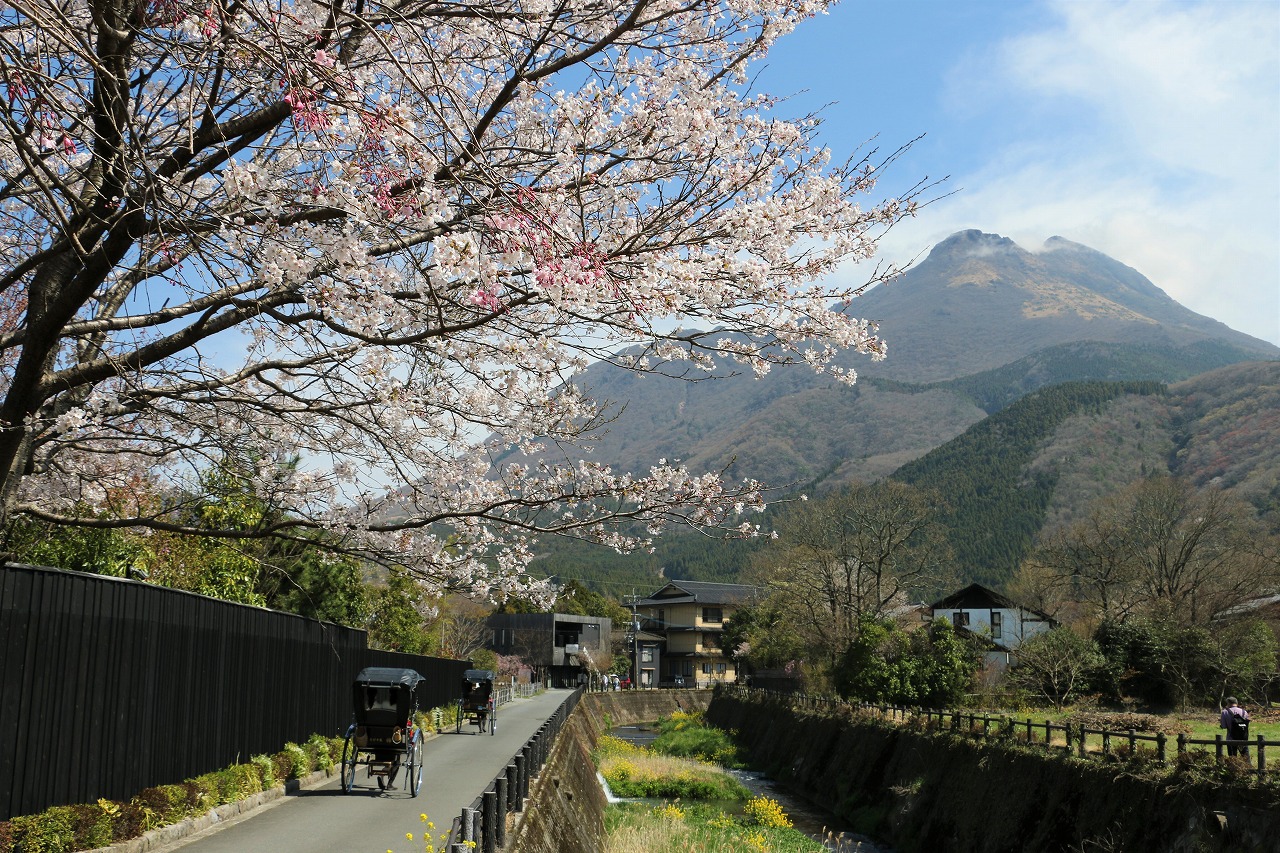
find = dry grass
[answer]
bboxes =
[598,752,749,800]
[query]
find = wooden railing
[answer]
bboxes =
[722,685,1277,776]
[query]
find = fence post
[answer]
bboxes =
[494,777,508,847]
[520,745,531,800]
[1157,732,1167,764]
[1177,732,1187,757]
[513,755,525,811]
[1257,736,1265,775]
[462,807,477,844]
[1102,730,1111,756]
[1128,729,1136,754]
[1064,724,1072,753]
[982,714,990,739]
[482,789,497,853]
[1077,725,1087,758]
[506,763,518,813]
[1044,720,1051,748]
[1215,734,1223,761]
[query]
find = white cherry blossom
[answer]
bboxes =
[0,0,927,601]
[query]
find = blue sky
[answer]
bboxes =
[757,0,1280,346]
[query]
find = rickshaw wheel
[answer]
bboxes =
[408,732,423,797]
[340,734,358,793]
[456,701,463,734]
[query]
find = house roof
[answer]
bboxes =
[637,580,760,607]
[929,583,1054,624]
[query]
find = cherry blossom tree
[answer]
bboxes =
[0,0,925,602]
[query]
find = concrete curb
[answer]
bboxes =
[84,768,337,853]
[81,725,460,853]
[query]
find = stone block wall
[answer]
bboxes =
[507,690,710,853]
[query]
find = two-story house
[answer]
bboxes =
[929,583,1055,667]
[635,581,758,687]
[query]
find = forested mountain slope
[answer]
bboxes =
[533,363,1280,594]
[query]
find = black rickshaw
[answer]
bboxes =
[341,667,424,795]
[457,669,496,735]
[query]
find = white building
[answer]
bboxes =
[929,583,1055,667]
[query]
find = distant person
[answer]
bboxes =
[1220,697,1250,757]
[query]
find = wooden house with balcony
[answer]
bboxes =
[635,580,758,687]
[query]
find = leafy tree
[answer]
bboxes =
[835,618,979,707]
[0,0,922,603]
[5,515,144,577]
[365,569,435,654]
[1005,627,1104,710]
[718,596,805,674]
[470,649,499,673]
[1205,619,1280,706]
[912,619,981,708]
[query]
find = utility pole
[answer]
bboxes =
[624,591,640,689]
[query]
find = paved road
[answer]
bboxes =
[161,689,575,853]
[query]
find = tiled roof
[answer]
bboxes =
[637,580,761,606]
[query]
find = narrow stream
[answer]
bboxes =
[608,725,894,853]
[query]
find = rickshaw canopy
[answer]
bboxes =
[356,667,425,689]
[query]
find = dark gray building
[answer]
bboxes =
[486,612,612,688]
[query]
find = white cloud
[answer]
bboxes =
[875,0,1280,346]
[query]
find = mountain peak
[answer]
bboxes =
[929,229,1021,260]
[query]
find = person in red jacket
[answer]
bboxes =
[1219,697,1251,757]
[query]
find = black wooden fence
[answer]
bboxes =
[0,563,471,821]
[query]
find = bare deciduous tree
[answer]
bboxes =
[750,480,953,679]
[1019,476,1280,626]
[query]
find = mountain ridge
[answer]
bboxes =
[555,230,1276,491]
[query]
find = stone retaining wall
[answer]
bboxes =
[706,692,1280,853]
[507,690,710,853]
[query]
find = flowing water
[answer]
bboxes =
[607,725,894,853]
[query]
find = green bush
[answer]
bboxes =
[251,754,278,790]
[650,713,743,768]
[6,807,75,853]
[0,730,343,853]
[282,742,311,780]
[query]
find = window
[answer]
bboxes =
[952,611,970,628]
[682,662,694,677]
[641,647,654,663]
[716,663,727,674]
[991,611,1003,640]
[702,663,712,674]
[702,607,723,623]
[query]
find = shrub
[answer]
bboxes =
[306,733,333,771]
[0,728,342,853]
[282,742,311,780]
[650,715,743,768]
[251,753,278,790]
[6,807,75,853]
[270,751,292,782]
[742,796,792,829]
[594,734,643,762]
